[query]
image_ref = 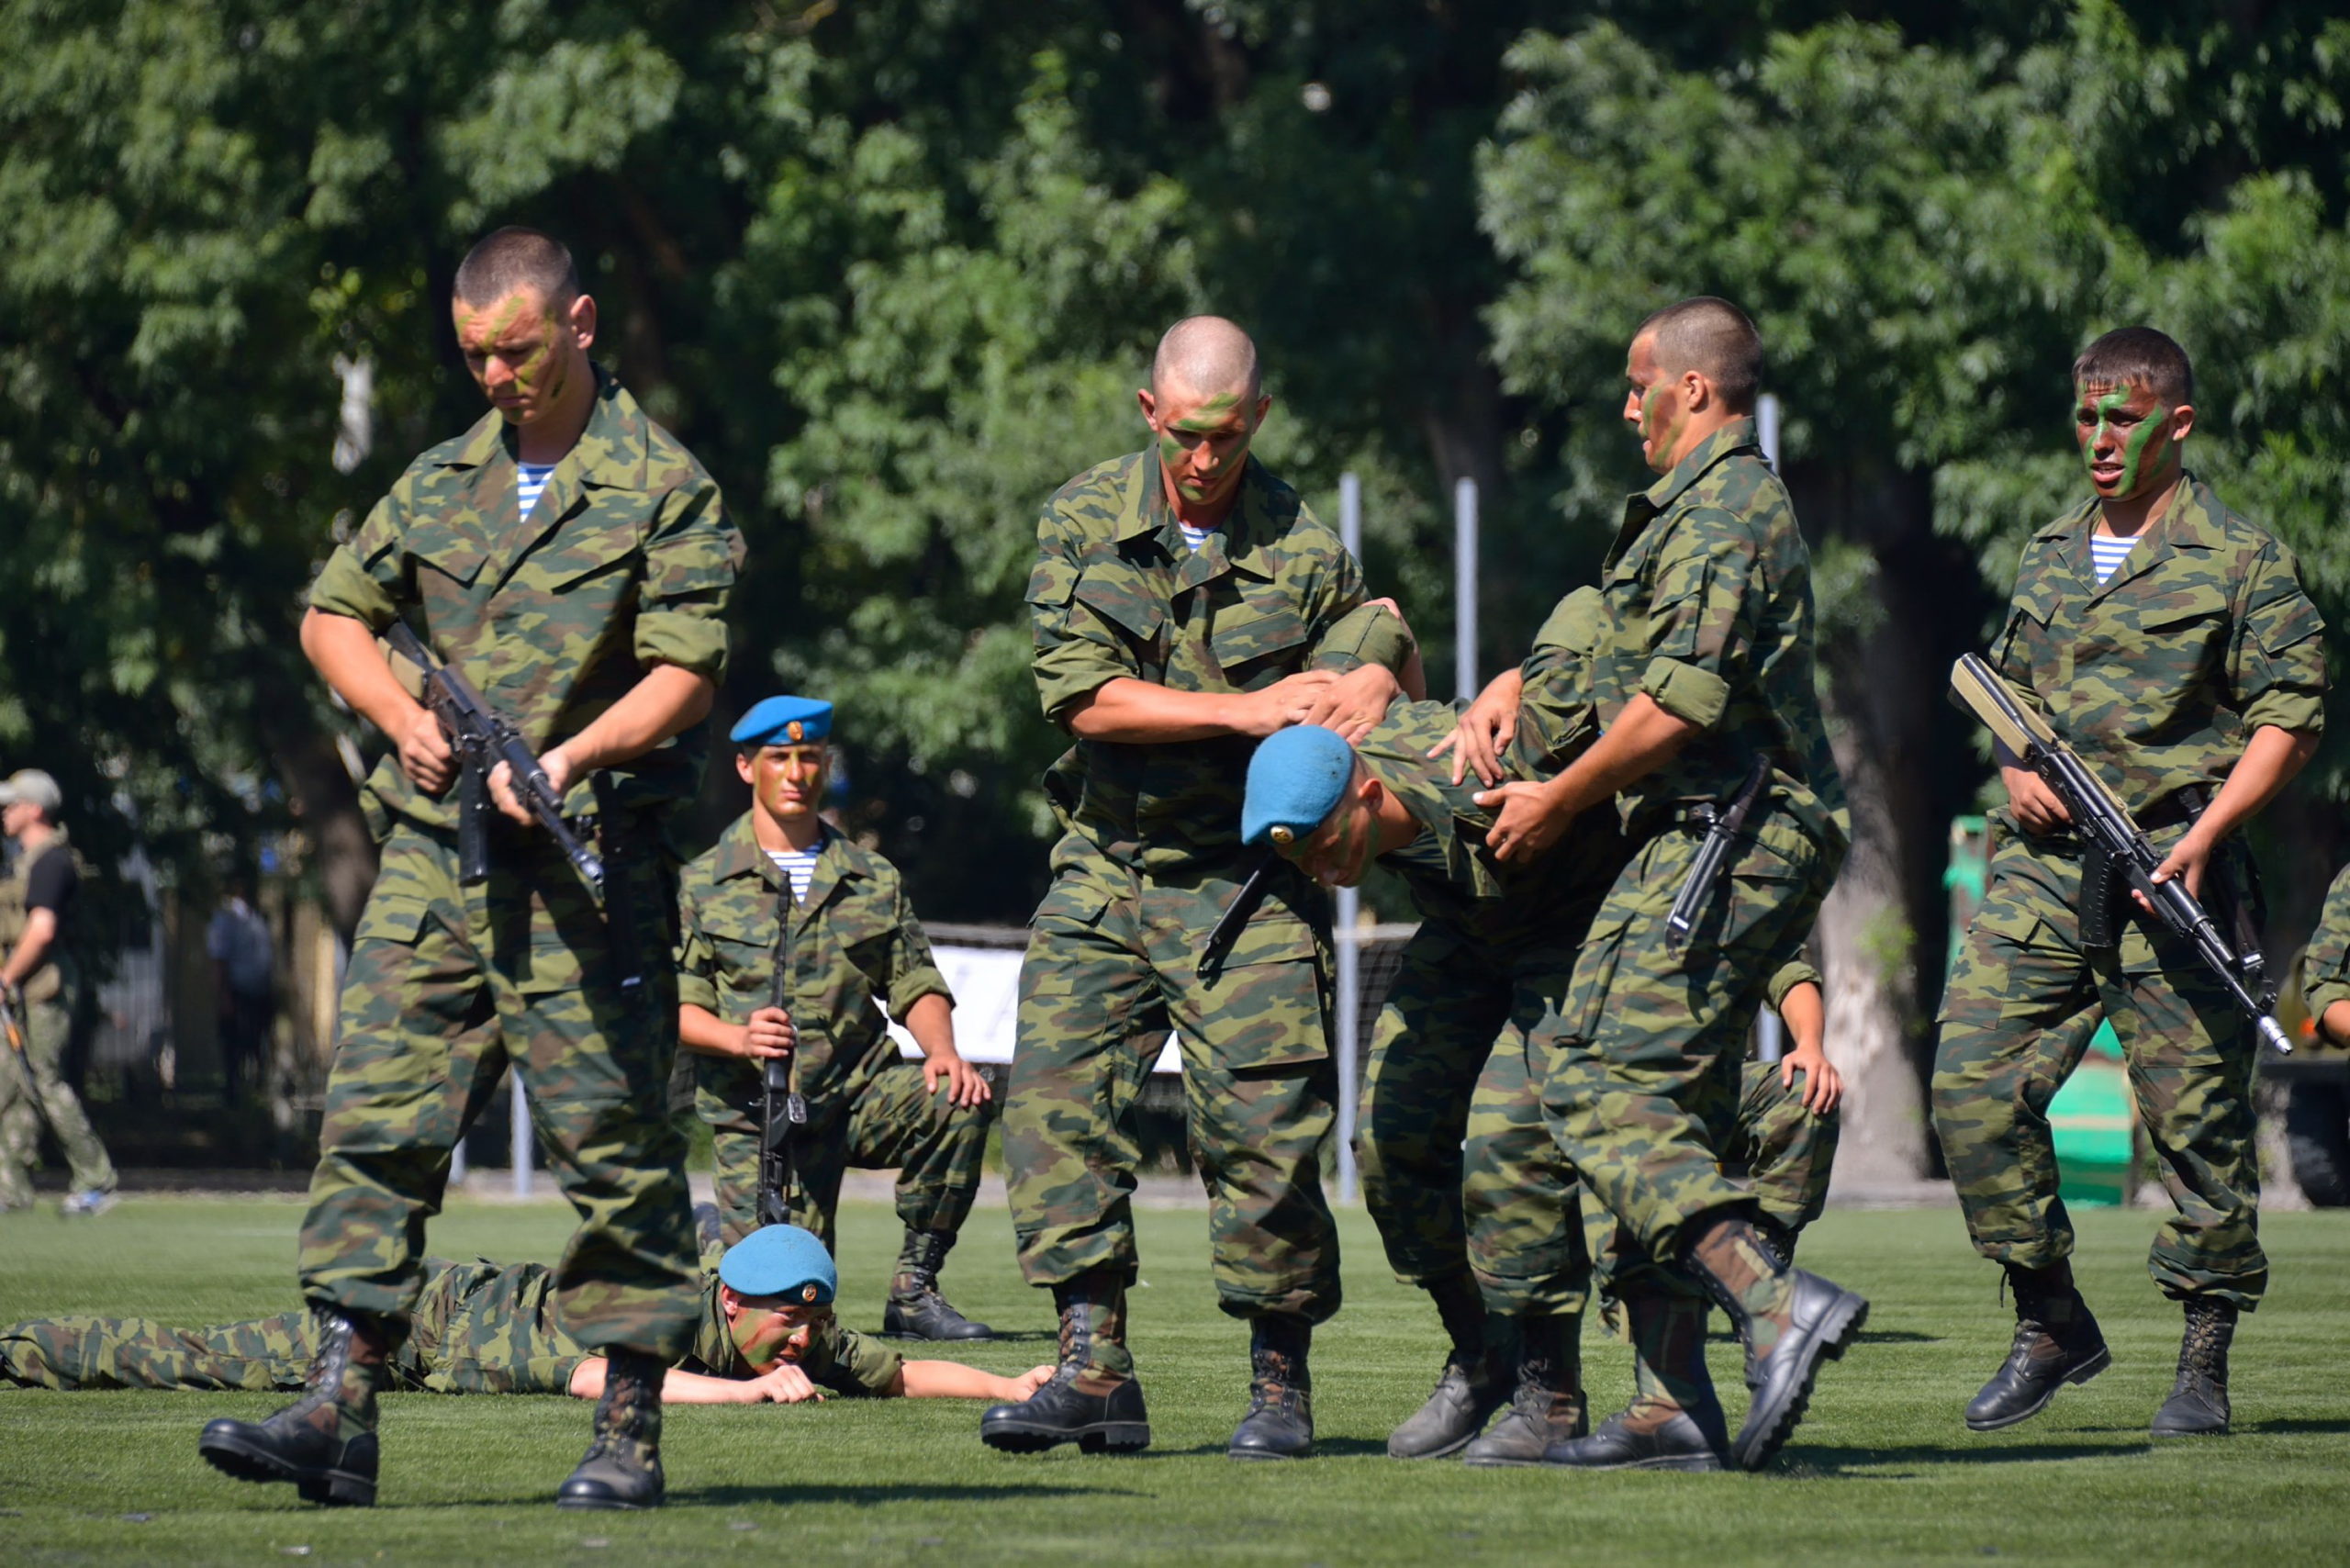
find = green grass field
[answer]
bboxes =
[4,1197,2347,1566]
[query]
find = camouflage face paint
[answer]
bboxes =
[727,1298,823,1367]
[2076,380,2179,505]
[1152,389,1258,510]
[453,289,572,424]
[1623,334,1684,474]
[744,744,829,823]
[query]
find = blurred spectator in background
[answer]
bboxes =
[207,876,275,1104]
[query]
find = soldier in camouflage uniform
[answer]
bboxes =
[983,317,1415,1462]
[1932,327,2324,1441]
[0,767,118,1214]
[197,229,741,1513]
[677,694,995,1340]
[7,1225,1050,1406]
[1462,297,1863,1473]
[2300,863,2350,1050]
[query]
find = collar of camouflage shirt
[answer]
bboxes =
[2034,470,2223,601]
[441,364,655,571]
[1638,415,1761,516]
[710,810,863,913]
[1117,450,1282,584]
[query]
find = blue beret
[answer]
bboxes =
[718,1224,838,1305]
[1241,725,1357,847]
[731,696,833,747]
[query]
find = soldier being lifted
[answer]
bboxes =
[1933,327,2323,1440]
[985,317,1414,1461]
[676,695,995,1340]
[198,228,742,1512]
[1458,297,1864,1473]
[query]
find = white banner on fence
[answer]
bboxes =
[888,944,1181,1073]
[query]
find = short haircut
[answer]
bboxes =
[1635,296,1763,412]
[2073,326,2193,407]
[453,227,581,308]
[1152,316,1261,402]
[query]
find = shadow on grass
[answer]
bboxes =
[676,1482,1136,1506]
[1790,1439,2143,1475]
[1153,1435,1390,1460]
[2238,1417,2350,1436]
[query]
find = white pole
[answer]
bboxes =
[450,1134,468,1187]
[510,1077,532,1199]
[1333,472,1364,1205]
[1454,478,1478,701]
[1752,393,1786,1063]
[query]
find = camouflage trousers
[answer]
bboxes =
[1363,922,1841,1317]
[1005,854,1339,1323]
[694,1046,992,1252]
[1535,812,1831,1298]
[298,822,700,1361]
[1933,829,2266,1307]
[0,983,116,1205]
[1,1257,588,1396]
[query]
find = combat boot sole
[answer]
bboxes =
[1964,1342,2111,1432]
[1729,1272,1869,1473]
[198,1421,377,1507]
[980,1416,1152,1454]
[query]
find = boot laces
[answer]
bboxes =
[2178,1301,2233,1376]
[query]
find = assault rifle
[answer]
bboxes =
[1950,654,2291,1055]
[1665,756,1771,953]
[384,622,604,895]
[1200,857,1274,983]
[757,883,807,1227]
[1,984,23,1055]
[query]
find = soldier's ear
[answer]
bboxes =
[735,750,756,786]
[566,292,598,353]
[2168,401,2197,444]
[1136,387,1159,427]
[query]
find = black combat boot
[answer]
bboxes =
[1387,1275,1508,1460]
[198,1305,386,1506]
[1683,1214,1867,1472]
[980,1271,1149,1453]
[1464,1312,1585,1467]
[1964,1259,2110,1431]
[556,1350,666,1509]
[1544,1290,1728,1473]
[2150,1297,2237,1439]
[1228,1313,1315,1460]
[884,1229,994,1341]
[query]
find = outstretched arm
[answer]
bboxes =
[893,1361,1056,1401]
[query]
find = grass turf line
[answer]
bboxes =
[2,1198,2347,1565]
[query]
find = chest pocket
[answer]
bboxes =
[529,507,643,594]
[1072,569,1166,654]
[409,521,490,631]
[1209,586,1311,683]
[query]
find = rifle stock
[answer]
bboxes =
[1949,654,2291,1055]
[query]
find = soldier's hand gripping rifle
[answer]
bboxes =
[757,884,808,1228]
[1950,654,2291,1055]
[383,622,604,895]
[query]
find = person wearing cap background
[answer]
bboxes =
[4,1223,1052,1406]
[676,695,995,1342]
[0,767,118,1216]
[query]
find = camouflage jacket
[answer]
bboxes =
[675,811,951,1094]
[0,829,77,1002]
[1562,420,1848,855]
[1027,451,1414,879]
[1992,475,2325,818]
[1355,699,1625,955]
[308,366,743,837]
[2299,861,2350,1025]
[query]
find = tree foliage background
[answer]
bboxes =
[6,0,2349,1162]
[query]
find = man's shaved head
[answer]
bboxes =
[1152,315,1261,402]
[453,226,582,308]
[1635,296,1763,412]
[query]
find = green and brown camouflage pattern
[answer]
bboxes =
[1934,823,2268,1308]
[299,821,702,1360]
[2300,861,2350,1025]
[1024,450,1413,876]
[0,832,113,1203]
[2,1258,901,1397]
[1548,418,1847,853]
[674,812,984,1247]
[1008,448,1411,1326]
[1006,852,1341,1319]
[1532,810,1836,1298]
[1990,475,2324,812]
[308,364,743,837]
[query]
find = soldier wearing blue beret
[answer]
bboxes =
[673,695,998,1344]
[6,1225,1051,1407]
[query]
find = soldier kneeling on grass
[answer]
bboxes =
[3,1225,1049,1409]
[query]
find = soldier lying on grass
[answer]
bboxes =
[3,1224,1049,1406]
